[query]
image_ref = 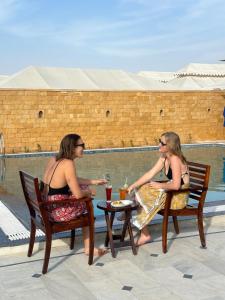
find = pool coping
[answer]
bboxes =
[0,142,225,158]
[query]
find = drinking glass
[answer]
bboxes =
[106,185,112,202]
[104,174,112,202]
[119,188,127,200]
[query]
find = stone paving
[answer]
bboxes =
[0,215,225,300]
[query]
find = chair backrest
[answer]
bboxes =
[19,170,43,219]
[187,161,210,208]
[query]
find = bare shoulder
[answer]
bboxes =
[62,159,74,165]
[170,155,181,165]
[61,159,75,169]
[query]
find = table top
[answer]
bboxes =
[97,200,139,212]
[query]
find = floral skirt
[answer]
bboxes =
[47,184,89,222]
[132,183,189,230]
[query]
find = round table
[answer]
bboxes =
[97,200,139,258]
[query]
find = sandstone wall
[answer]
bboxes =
[0,89,224,153]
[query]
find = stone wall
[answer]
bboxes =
[0,89,224,153]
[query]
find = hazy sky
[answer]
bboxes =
[0,0,225,74]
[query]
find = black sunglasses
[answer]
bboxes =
[75,143,85,148]
[159,139,167,146]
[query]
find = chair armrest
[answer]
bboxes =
[164,186,207,204]
[40,197,93,208]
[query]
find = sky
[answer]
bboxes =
[0,0,225,75]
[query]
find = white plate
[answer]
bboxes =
[111,200,133,208]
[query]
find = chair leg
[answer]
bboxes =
[172,216,179,234]
[162,213,169,253]
[28,219,36,257]
[42,233,52,274]
[70,229,75,250]
[197,212,206,248]
[88,224,94,265]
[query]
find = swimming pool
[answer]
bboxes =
[0,144,225,216]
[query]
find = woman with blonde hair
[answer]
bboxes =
[128,132,189,246]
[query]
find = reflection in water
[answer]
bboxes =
[0,158,6,183]
[0,158,6,194]
[223,158,225,184]
[0,133,6,185]
[0,146,225,202]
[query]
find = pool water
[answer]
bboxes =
[0,145,224,216]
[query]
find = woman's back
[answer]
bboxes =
[43,157,70,189]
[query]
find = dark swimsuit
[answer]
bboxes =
[48,185,70,196]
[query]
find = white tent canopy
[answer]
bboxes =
[0,75,9,82]
[0,66,167,91]
[138,71,175,82]
[166,76,203,90]
[176,63,225,76]
[0,63,225,91]
[201,81,225,90]
[166,76,225,90]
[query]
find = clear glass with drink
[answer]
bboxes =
[104,173,112,202]
[106,185,112,202]
[119,177,128,200]
[119,187,127,200]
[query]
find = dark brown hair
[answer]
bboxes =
[56,134,81,161]
[161,131,187,164]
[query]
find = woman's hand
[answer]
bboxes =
[127,184,137,194]
[83,188,96,198]
[92,179,107,186]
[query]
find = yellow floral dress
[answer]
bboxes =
[132,183,189,230]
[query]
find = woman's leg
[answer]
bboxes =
[82,226,107,256]
[136,226,151,246]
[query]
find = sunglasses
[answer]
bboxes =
[159,139,167,146]
[75,143,85,148]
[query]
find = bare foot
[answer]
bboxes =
[136,234,151,246]
[85,247,108,256]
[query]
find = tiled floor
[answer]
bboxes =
[1,215,225,299]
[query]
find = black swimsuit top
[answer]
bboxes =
[164,158,188,186]
[48,185,70,196]
[165,166,173,181]
[47,159,70,196]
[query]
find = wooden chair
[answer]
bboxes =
[19,170,94,274]
[158,161,210,253]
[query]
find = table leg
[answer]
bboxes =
[104,211,116,258]
[120,210,131,242]
[127,219,137,255]
[104,212,115,247]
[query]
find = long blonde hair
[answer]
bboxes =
[161,132,187,163]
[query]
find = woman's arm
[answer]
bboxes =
[64,161,92,198]
[149,156,182,190]
[77,177,107,186]
[128,157,164,192]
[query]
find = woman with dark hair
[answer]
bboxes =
[128,132,189,246]
[43,133,107,256]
